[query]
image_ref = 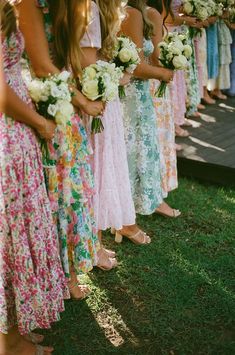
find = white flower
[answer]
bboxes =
[183,44,193,59]
[119,48,132,63]
[183,2,194,15]
[172,55,188,69]
[47,104,57,117]
[126,63,137,73]
[57,70,71,82]
[82,79,100,101]
[27,80,46,102]
[169,45,181,56]
[55,100,74,126]
[173,39,184,52]
[84,66,97,80]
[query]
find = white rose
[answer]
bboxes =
[198,7,208,21]
[131,50,140,63]
[55,100,74,126]
[28,80,45,102]
[104,82,118,101]
[170,45,181,55]
[47,104,57,117]
[166,51,174,61]
[82,79,100,101]
[183,2,194,14]
[173,39,184,52]
[57,70,71,82]
[183,44,193,58]
[85,66,97,80]
[119,49,132,63]
[172,54,188,69]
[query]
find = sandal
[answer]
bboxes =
[187,111,201,119]
[181,119,192,127]
[175,126,190,137]
[111,228,151,245]
[68,282,91,300]
[156,208,181,218]
[197,103,206,110]
[103,247,116,258]
[201,96,216,105]
[97,257,117,271]
[25,333,44,344]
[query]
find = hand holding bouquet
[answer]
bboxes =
[27,70,74,162]
[112,36,141,98]
[80,60,123,133]
[156,32,192,97]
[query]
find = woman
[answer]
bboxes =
[80,0,150,250]
[147,0,180,216]
[17,0,106,299]
[121,0,175,219]
[226,24,235,96]
[0,1,68,353]
[206,16,220,95]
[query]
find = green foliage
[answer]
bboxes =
[41,178,235,355]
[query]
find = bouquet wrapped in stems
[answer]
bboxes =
[156,32,192,97]
[80,60,123,133]
[27,70,74,163]
[112,36,141,98]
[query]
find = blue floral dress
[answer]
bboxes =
[36,0,99,277]
[121,39,163,215]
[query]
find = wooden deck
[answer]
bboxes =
[177,96,235,186]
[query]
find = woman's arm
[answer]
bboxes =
[147,8,163,66]
[121,8,173,82]
[2,82,55,139]
[0,45,5,111]
[16,0,103,116]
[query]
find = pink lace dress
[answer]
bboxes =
[80,2,136,230]
[0,30,69,335]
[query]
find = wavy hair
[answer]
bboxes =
[95,0,125,60]
[48,0,90,78]
[147,0,173,24]
[127,0,154,39]
[0,0,17,38]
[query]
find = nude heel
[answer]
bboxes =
[115,231,123,244]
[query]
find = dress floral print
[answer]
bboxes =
[37,0,100,277]
[121,39,163,215]
[0,30,69,335]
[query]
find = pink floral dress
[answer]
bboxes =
[0,30,69,335]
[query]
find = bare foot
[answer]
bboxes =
[211,89,227,100]
[68,281,91,300]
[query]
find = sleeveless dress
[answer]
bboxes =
[36,0,99,276]
[121,39,163,215]
[0,30,69,335]
[167,0,187,125]
[226,29,235,96]
[217,19,232,90]
[80,2,136,230]
[150,81,178,197]
[206,22,219,90]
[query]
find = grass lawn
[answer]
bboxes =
[43,178,235,355]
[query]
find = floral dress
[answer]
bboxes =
[226,29,235,96]
[0,30,69,335]
[80,2,136,230]
[217,19,232,90]
[36,0,99,276]
[121,39,163,215]
[150,81,178,197]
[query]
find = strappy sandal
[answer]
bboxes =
[35,345,53,355]
[156,208,181,218]
[97,257,117,271]
[103,248,116,258]
[111,228,151,245]
[175,127,190,137]
[25,332,44,344]
[68,283,91,300]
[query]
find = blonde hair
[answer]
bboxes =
[95,0,125,60]
[48,0,90,78]
[0,0,17,38]
[127,0,154,39]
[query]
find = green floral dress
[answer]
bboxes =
[36,0,99,277]
[121,39,163,215]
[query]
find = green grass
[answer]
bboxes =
[43,178,235,355]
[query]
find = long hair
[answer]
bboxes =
[95,0,124,60]
[127,0,154,39]
[0,0,17,38]
[48,0,90,78]
[147,0,173,26]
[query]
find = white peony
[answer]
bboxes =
[183,44,193,59]
[82,79,100,101]
[172,54,188,69]
[119,48,132,63]
[85,66,97,80]
[28,80,46,102]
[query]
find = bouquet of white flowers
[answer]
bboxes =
[182,0,210,21]
[80,60,123,133]
[156,32,192,97]
[112,36,141,98]
[219,0,235,9]
[27,70,74,161]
